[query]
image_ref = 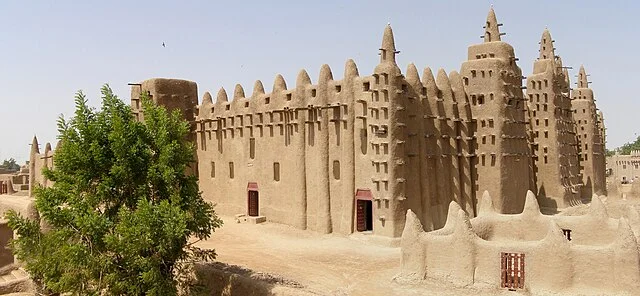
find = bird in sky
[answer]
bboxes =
[162,42,166,47]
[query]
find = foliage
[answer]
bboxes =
[6,85,222,295]
[0,158,20,172]
[615,136,640,155]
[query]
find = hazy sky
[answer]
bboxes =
[1,1,638,163]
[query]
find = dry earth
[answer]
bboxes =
[196,216,531,296]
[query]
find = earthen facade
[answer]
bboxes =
[28,8,608,239]
[526,29,583,209]
[572,66,607,198]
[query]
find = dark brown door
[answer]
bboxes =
[356,200,366,231]
[248,190,259,216]
[356,199,373,232]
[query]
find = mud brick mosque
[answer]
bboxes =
[30,7,606,239]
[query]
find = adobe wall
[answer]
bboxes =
[399,191,640,294]
[28,136,55,197]
[572,66,607,199]
[459,8,530,214]
[526,30,582,209]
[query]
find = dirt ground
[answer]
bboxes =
[196,216,528,296]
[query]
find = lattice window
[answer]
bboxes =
[501,252,525,290]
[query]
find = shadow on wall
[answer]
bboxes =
[536,185,559,214]
[191,262,315,296]
[583,177,593,204]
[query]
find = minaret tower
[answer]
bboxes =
[571,65,607,198]
[460,7,530,213]
[368,25,408,237]
[526,29,582,209]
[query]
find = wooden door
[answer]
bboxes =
[501,252,525,290]
[248,190,259,217]
[356,200,366,231]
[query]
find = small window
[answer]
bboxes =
[333,160,340,180]
[545,119,548,126]
[363,82,370,91]
[335,85,342,93]
[210,162,215,178]
[544,156,548,164]
[544,131,548,138]
[265,97,270,104]
[273,162,280,181]
[249,138,256,159]
[225,105,230,111]
[245,102,249,108]
[471,70,477,78]
[544,80,548,88]
[229,162,235,179]
[464,77,469,85]
[311,89,317,97]
[286,93,292,101]
[478,95,484,105]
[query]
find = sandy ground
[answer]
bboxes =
[196,216,526,296]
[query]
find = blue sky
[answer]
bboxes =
[1,1,638,163]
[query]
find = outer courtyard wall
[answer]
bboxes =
[399,194,640,294]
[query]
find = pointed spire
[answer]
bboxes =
[380,24,398,63]
[54,140,62,152]
[31,135,40,154]
[216,87,228,103]
[435,68,451,92]
[521,190,541,217]
[448,71,466,98]
[484,7,502,42]
[44,142,52,154]
[273,74,287,92]
[202,92,213,105]
[252,80,265,97]
[344,59,359,79]
[614,218,638,250]
[442,201,465,232]
[589,195,609,220]
[421,67,437,99]
[405,63,421,86]
[232,84,245,100]
[539,29,555,60]
[319,64,333,83]
[296,69,312,87]
[478,190,495,216]
[402,210,425,240]
[577,65,589,88]
[543,220,569,245]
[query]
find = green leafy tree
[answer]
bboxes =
[617,136,640,155]
[6,85,222,295]
[0,158,20,172]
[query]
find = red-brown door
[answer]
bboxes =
[356,200,366,231]
[248,190,259,216]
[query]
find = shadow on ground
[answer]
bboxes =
[191,262,320,296]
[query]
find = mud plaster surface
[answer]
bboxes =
[196,215,593,296]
